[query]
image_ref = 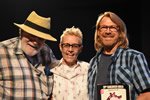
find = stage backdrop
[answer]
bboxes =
[1,0,149,66]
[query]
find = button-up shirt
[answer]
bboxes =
[51,59,89,100]
[88,48,150,100]
[0,37,56,100]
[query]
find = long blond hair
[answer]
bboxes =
[94,11,129,51]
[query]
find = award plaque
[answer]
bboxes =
[97,84,131,100]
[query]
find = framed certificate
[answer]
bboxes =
[97,84,131,100]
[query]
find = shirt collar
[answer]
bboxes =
[14,36,24,55]
[58,58,81,68]
[95,47,127,63]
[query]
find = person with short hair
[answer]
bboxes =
[51,26,89,100]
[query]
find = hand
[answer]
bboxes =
[136,92,150,100]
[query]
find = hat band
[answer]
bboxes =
[24,20,50,34]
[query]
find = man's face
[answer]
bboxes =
[21,31,46,56]
[98,17,119,49]
[59,35,82,66]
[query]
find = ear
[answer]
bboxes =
[20,30,24,39]
[59,43,62,52]
[79,45,83,53]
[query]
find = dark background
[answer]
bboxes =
[0,0,149,65]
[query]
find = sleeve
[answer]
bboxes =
[132,53,150,93]
[49,48,57,62]
[41,43,57,64]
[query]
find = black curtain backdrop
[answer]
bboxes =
[0,0,149,66]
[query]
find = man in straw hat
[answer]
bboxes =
[0,11,57,99]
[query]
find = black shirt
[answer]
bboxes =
[94,53,112,100]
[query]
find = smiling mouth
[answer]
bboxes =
[67,53,74,56]
[28,44,39,49]
[103,35,114,37]
[103,36,114,39]
[104,37,113,39]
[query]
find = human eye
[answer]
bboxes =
[72,44,81,49]
[62,43,70,48]
[99,26,107,31]
[110,26,118,31]
[111,26,117,29]
[72,44,79,48]
[101,26,107,29]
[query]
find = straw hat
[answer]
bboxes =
[14,11,57,41]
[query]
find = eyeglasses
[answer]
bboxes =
[61,43,82,50]
[99,25,119,32]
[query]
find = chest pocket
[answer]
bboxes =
[116,65,132,84]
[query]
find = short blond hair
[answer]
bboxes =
[60,26,83,44]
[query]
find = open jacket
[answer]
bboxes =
[88,47,150,100]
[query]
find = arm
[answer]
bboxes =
[133,53,150,99]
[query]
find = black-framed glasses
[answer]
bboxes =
[99,25,119,32]
[61,43,82,50]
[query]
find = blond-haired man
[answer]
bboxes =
[51,27,89,100]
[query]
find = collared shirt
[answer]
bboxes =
[51,59,89,100]
[0,37,56,100]
[88,48,150,100]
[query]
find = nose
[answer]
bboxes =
[31,37,39,43]
[105,27,111,33]
[68,46,74,51]
[105,29,111,35]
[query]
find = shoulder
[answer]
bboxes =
[0,37,18,48]
[40,43,55,55]
[89,50,102,63]
[0,37,18,44]
[49,60,60,69]
[41,43,55,55]
[117,48,147,62]
[42,43,52,50]
[89,52,100,67]
[122,48,144,56]
[77,61,90,73]
[78,60,90,68]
